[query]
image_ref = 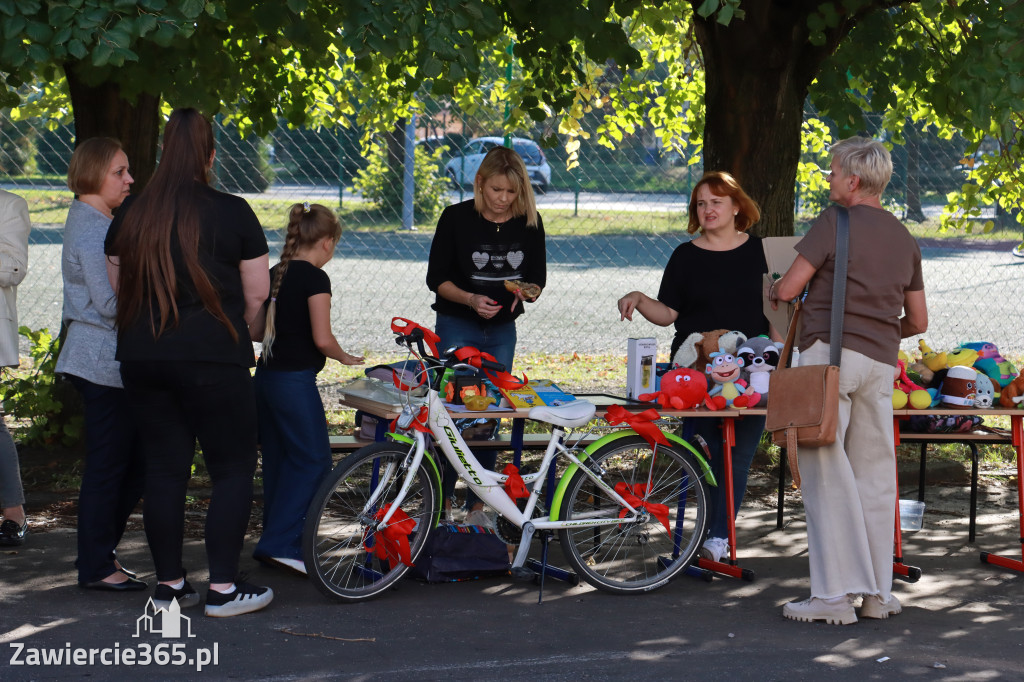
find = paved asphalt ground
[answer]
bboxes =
[3,485,1023,681]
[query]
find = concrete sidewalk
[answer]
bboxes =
[2,494,1023,681]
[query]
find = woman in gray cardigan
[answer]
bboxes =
[57,138,146,591]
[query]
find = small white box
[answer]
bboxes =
[626,337,657,399]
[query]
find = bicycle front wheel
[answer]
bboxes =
[303,441,439,601]
[557,435,709,594]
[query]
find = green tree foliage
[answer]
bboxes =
[2,1,1022,234]
[353,141,451,224]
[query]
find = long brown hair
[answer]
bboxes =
[111,108,236,341]
[262,203,342,358]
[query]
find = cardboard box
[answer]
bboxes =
[626,337,657,399]
[762,237,802,340]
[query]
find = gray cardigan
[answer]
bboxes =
[55,200,122,388]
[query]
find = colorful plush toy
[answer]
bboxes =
[999,371,1024,408]
[639,367,710,410]
[919,339,947,372]
[705,352,757,410]
[736,336,783,407]
[893,359,932,409]
[974,373,996,408]
[962,341,1018,388]
[673,329,747,371]
[938,366,977,408]
[946,347,979,368]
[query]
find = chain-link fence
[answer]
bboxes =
[2,106,1020,363]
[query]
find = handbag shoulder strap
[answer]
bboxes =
[778,300,802,369]
[830,206,850,367]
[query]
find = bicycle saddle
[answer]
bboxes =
[528,400,596,428]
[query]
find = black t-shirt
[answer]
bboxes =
[104,183,269,367]
[425,199,546,324]
[657,235,770,358]
[258,260,332,372]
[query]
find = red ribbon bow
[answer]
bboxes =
[390,317,441,358]
[615,482,671,536]
[388,405,430,434]
[502,464,530,502]
[366,504,417,567]
[453,346,527,391]
[604,404,670,451]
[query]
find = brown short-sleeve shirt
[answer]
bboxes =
[796,204,924,365]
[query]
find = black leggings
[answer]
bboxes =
[120,361,258,584]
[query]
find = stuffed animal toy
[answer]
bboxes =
[907,361,933,388]
[1000,371,1024,408]
[946,347,979,368]
[736,336,783,407]
[938,365,977,408]
[705,352,757,409]
[974,373,996,408]
[919,340,947,372]
[963,342,1018,388]
[673,329,747,371]
[639,367,709,409]
[893,359,932,409]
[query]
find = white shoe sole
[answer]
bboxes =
[783,602,857,625]
[205,587,274,617]
[860,596,902,619]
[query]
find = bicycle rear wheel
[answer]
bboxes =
[557,435,709,594]
[303,441,439,601]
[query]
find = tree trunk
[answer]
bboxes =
[905,124,926,222]
[64,65,162,191]
[693,7,854,237]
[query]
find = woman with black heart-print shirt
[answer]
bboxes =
[425,145,547,522]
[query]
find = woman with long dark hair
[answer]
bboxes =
[105,108,273,617]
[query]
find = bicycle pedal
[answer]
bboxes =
[510,566,535,582]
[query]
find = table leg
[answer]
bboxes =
[980,414,1024,572]
[696,415,755,582]
[892,416,922,583]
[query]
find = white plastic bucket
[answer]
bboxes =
[899,499,926,531]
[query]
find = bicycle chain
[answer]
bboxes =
[495,498,545,545]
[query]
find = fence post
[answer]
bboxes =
[402,114,416,230]
[337,127,344,209]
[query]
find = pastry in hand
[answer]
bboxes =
[504,279,542,299]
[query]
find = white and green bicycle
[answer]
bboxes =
[303,318,715,601]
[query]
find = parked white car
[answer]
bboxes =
[444,136,551,193]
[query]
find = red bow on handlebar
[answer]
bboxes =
[604,404,669,451]
[390,317,441,358]
[453,346,527,390]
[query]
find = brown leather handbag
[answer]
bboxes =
[765,207,849,487]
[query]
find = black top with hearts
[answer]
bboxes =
[426,199,547,324]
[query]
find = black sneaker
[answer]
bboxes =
[0,518,28,546]
[153,580,200,610]
[204,580,273,617]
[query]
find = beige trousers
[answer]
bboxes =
[798,341,897,600]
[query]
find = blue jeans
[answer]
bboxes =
[435,313,517,508]
[68,376,144,583]
[689,414,765,540]
[254,368,332,560]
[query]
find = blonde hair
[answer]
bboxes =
[686,171,760,235]
[262,203,343,358]
[472,146,539,227]
[830,136,893,197]
[67,137,123,196]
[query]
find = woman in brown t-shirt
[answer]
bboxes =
[771,137,928,626]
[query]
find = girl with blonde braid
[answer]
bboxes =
[252,202,363,575]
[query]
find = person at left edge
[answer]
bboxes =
[57,137,147,591]
[0,188,30,548]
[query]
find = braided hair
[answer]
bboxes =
[261,202,342,358]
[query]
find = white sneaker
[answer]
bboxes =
[464,509,496,529]
[782,596,857,625]
[267,556,307,576]
[859,594,902,619]
[698,536,729,563]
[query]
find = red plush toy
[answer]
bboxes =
[639,367,710,409]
